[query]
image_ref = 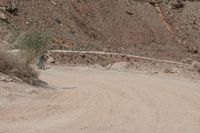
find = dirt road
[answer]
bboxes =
[1,65,200,133]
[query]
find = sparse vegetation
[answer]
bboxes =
[0,30,51,85]
[18,31,51,65]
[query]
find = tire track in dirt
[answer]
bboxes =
[0,65,200,133]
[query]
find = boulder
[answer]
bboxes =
[6,1,18,15]
[171,0,185,9]
[164,67,179,73]
[0,12,7,21]
[111,62,129,70]
[46,56,55,64]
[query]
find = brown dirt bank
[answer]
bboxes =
[0,0,200,61]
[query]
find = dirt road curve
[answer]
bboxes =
[1,65,200,133]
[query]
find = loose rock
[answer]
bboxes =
[0,12,7,21]
[192,61,200,73]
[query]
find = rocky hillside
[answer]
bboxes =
[0,0,200,61]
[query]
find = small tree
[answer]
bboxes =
[18,31,51,65]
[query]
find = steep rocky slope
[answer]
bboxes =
[0,0,200,61]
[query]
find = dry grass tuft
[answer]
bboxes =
[18,31,51,65]
[0,51,39,85]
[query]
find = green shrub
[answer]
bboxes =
[18,31,51,65]
[0,30,51,86]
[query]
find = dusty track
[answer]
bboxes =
[1,65,200,133]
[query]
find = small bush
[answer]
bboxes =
[18,31,51,65]
[0,31,51,86]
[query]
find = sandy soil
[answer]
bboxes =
[0,65,200,133]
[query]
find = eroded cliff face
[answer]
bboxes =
[0,0,200,61]
[156,0,200,56]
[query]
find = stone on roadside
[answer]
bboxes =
[46,56,55,64]
[111,62,129,70]
[164,67,179,74]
